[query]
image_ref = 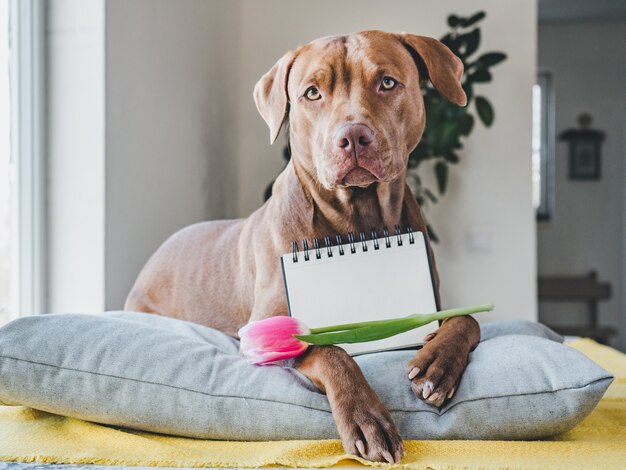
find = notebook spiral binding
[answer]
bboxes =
[290,224,417,263]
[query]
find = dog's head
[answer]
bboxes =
[254,30,466,190]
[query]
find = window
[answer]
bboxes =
[532,71,555,221]
[1,0,46,325]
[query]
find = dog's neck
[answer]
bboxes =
[277,159,409,236]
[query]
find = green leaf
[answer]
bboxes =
[408,142,431,168]
[307,316,410,334]
[473,52,507,68]
[435,161,448,194]
[447,15,461,28]
[468,68,492,83]
[475,96,495,127]
[436,120,461,154]
[459,113,475,135]
[296,304,494,345]
[458,28,480,58]
[462,81,474,105]
[444,151,460,164]
[297,321,418,345]
[427,94,450,117]
[424,188,438,203]
[439,32,457,51]
[460,11,486,27]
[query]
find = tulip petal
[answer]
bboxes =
[238,316,310,364]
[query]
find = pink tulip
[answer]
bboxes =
[238,316,311,364]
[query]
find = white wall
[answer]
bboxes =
[538,20,626,349]
[234,0,538,323]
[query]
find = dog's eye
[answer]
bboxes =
[305,87,322,101]
[380,77,397,91]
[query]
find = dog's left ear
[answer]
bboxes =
[254,50,297,144]
[399,34,467,107]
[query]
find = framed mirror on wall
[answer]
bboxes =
[532,70,555,221]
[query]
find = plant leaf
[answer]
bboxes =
[447,15,461,28]
[474,52,507,68]
[459,113,475,135]
[297,321,418,345]
[462,81,474,105]
[461,11,486,27]
[468,68,492,83]
[296,304,494,345]
[475,96,494,127]
[424,188,438,203]
[436,120,461,154]
[408,142,431,168]
[439,32,458,51]
[435,161,448,194]
[444,151,460,164]
[458,28,480,58]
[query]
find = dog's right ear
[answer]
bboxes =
[254,50,297,144]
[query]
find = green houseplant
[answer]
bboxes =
[408,11,506,241]
[265,12,506,242]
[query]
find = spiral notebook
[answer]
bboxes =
[280,226,440,355]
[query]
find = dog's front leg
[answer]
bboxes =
[407,315,480,407]
[295,345,404,463]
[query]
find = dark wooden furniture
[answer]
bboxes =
[538,271,615,344]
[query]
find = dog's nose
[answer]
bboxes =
[333,124,376,155]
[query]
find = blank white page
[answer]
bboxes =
[281,232,439,355]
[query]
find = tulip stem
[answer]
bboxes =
[308,304,493,334]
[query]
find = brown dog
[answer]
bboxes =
[125,30,480,463]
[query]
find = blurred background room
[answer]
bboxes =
[1,0,624,352]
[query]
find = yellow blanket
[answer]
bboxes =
[1,338,625,469]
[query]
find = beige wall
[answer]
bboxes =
[234,0,538,323]
[47,0,240,312]
[103,0,240,310]
[538,20,626,349]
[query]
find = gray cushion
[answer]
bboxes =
[480,320,564,343]
[0,312,612,441]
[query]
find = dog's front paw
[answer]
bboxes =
[406,333,470,407]
[333,392,404,464]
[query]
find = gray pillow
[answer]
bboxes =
[481,320,564,343]
[0,312,612,441]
